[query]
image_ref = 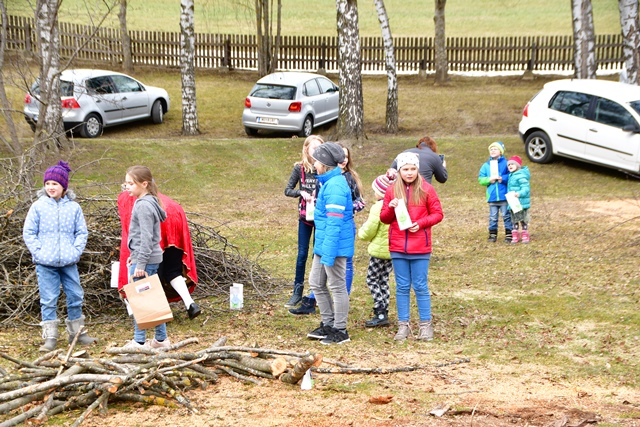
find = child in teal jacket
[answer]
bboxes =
[506,156,531,243]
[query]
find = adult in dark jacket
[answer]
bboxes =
[390,136,447,184]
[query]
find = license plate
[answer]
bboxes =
[257,117,278,125]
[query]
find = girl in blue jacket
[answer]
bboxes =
[506,156,531,243]
[23,161,96,352]
[305,142,354,345]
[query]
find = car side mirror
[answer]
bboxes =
[623,123,640,133]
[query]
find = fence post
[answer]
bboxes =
[522,41,537,80]
[224,37,232,71]
[24,21,32,53]
[317,41,326,75]
[419,41,428,79]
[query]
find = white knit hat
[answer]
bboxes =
[395,152,419,170]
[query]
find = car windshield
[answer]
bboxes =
[630,101,640,116]
[250,84,296,100]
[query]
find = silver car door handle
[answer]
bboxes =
[549,117,557,122]
[589,128,598,132]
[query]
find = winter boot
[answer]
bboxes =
[289,296,317,315]
[488,230,497,243]
[39,319,59,352]
[511,230,520,244]
[417,320,434,341]
[284,283,304,308]
[65,316,98,346]
[504,229,513,243]
[394,321,411,341]
[365,309,389,327]
[521,230,530,244]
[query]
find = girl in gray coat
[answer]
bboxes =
[23,161,96,351]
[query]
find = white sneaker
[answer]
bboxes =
[149,338,171,349]
[121,339,149,351]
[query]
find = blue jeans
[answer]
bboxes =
[391,256,431,322]
[129,263,166,343]
[488,201,512,231]
[294,220,314,285]
[36,264,84,322]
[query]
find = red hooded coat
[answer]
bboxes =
[117,192,197,302]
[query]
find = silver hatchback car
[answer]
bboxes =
[24,69,170,138]
[242,72,339,137]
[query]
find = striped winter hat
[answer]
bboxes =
[372,174,393,199]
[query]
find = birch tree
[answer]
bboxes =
[374,0,397,133]
[119,0,133,73]
[255,0,281,76]
[35,0,67,149]
[336,0,365,141]
[180,0,199,135]
[618,0,640,84]
[434,0,448,83]
[571,0,597,79]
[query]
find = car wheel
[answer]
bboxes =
[298,115,313,138]
[28,121,36,132]
[245,126,258,136]
[151,100,163,124]
[80,113,103,138]
[525,131,554,164]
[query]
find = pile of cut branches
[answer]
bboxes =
[0,336,321,427]
[0,190,286,325]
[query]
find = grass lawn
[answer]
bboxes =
[7,0,621,37]
[0,69,639,425]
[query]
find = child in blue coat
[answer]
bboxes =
[304,142,354,345]
[23,161,96,351]
[478,141,513,242]
[506,156,531,243]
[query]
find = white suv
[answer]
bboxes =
[518,79,640,175]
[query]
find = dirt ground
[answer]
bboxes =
[78,349,640,427]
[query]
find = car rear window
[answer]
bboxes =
[30,80,74,97]
[250,84,296,100]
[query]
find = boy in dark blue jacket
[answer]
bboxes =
[478,141,512,242]
[305,142,354,345]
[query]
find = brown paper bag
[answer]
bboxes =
[123,274,173,330]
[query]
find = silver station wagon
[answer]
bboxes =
[519,79,640,175]
[24,69,170,138]
[242,72,339,137]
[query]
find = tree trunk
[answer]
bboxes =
[618,0,640,84]
[35,0,68,150]
[180,0,200,135]
[0,0,20,155]
[374,0,397,133]
[336,0,365,141]
[434,0,448,83]
[119,0,133,74]
[255,0,272,76]
[571,0,597,79]
[271,0,281,74]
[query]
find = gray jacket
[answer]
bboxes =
[127,194,166,271]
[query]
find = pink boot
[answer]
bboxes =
[511,230,519,244]
[521,230,530,243]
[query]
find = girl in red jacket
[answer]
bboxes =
[380,152,443,341]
